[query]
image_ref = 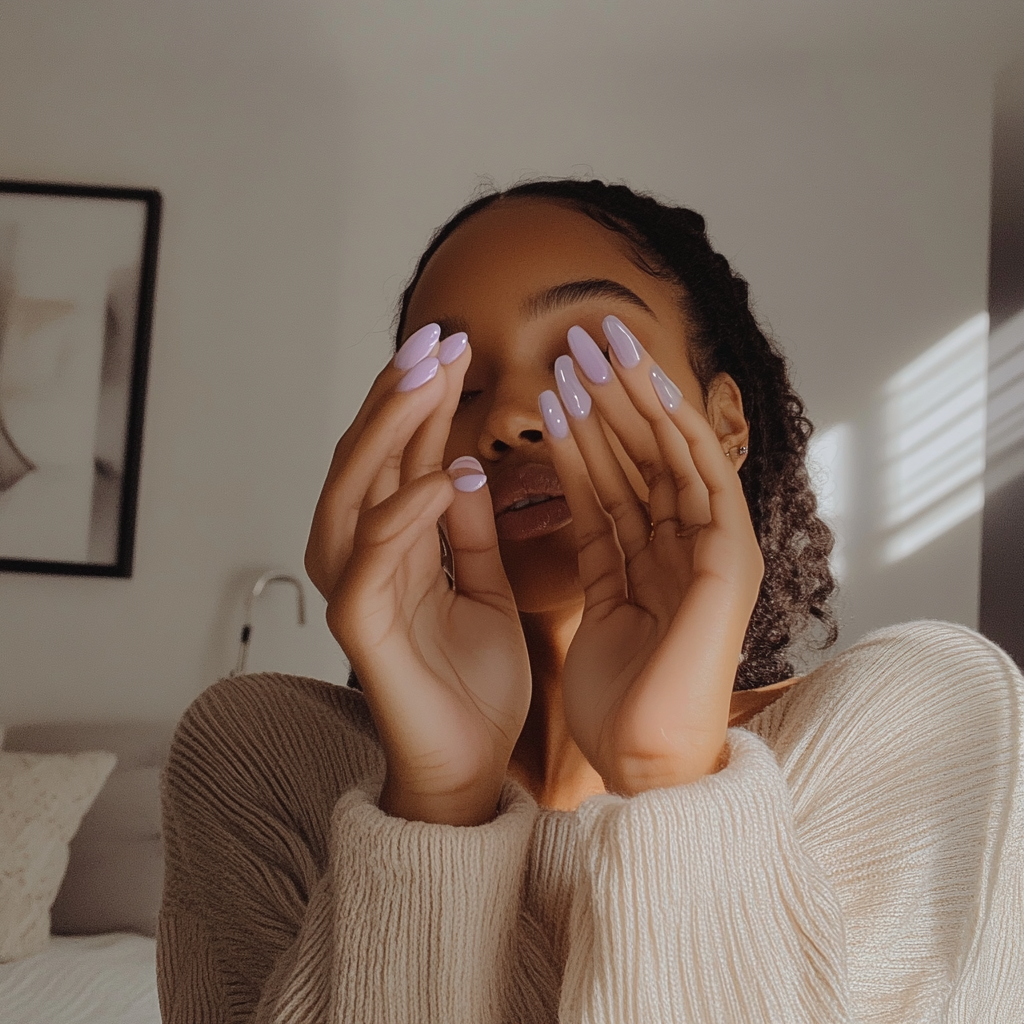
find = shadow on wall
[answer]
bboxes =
[979,53,1024,670]
[985,308,1024,497]
[806,311,1016,649]
[980,309,1024,669]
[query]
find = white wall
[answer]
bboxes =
[0,0,1019,724]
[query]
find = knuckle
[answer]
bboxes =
[635,457,668,489]
[606,494,643,523]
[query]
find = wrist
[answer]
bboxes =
[604,738,729,797]
[379,773,505,826]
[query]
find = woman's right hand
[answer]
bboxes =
[305,325,531,826]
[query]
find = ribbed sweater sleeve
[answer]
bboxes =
[157,673,538,1024]
[559,728,850,1023]
[558,621,1024,1023]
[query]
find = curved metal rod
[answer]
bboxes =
[232,571,307,676]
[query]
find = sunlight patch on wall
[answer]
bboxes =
[807,422,850,581]
[984,307,1024,495]
[883,313,989,563]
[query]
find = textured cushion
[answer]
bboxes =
[3,723,172,938]
[0,749,116,962]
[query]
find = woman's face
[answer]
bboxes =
[402,199,745,614]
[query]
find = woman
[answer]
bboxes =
[157,180,1024,1023]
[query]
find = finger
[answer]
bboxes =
[567,325,680,531]
[333,323,443,479]
[553,355,651,562]
[313,322,442,527]
[331,469,456,648]
[539,390,627,615]
[651,377,753,537]
[362,356,446,508]
[442,456,518,612]
[400,333,470,486]
[599,316,712,528]
[306,361,446,595]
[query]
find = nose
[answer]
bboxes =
[478,378,546,459]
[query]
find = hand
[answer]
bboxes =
[540,316,764,795]
[305,326,531,825]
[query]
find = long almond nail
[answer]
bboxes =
[397,356,439,392]
[448,456,487,492]
[602,315,643,368]
[554,355,591,419]
[567,325,612,384]
[438,332,468,365]
[538,390,569,439]
[650,364,682,412]
[394,323,441,371]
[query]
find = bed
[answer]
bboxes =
[0,722,173,1024]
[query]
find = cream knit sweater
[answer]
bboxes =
[157,621,1024,1023]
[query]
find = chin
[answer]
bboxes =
[499,527,583,614]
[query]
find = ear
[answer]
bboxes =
[705,373,750,470]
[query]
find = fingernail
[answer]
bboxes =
[438,331,468,365]
[567,325,612,384]
[538,390,569,440]
[394,323,441,371]
[602,315,643,369]
[649,364,682,412]
[448,456,487,492]
[554,355,591,419]
[396,356,439,392]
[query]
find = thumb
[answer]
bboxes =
[444,457,516,611]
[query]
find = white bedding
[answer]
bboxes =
[0,932,160,1024]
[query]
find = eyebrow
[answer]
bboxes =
[412,278,656,349]
[522,278,657,321]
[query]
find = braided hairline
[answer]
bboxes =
[395,179,838,690]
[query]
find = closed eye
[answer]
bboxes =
[459,389,482,405]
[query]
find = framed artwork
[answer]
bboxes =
[0,180,161,577]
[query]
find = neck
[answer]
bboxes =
[508,603,606,811]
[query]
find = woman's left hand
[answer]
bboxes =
[541,317,764,795]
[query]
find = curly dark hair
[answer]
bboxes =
[393,178,839,690]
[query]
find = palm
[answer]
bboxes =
[363,534,530,793]
[542,321,763,793]
[563,530,691,769]
[307,335,531,823]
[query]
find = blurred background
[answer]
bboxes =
[0,0,1021,724]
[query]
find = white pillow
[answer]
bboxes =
[0,749,116,962]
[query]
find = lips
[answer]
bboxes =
[489,462,572,542]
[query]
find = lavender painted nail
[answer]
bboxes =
[567,325,612,384]
[396,356,439,392]
[538,390,569,440]
[449,455,487,493]
[650,364,682,412]
[602,315,643,369]
[438,332,468,365]
[394,323,441,371]
[554,355,591,419]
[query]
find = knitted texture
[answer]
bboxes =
[0,750,116,962]
[157,621,1024,1022]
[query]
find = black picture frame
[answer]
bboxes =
[0,180,161,577]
